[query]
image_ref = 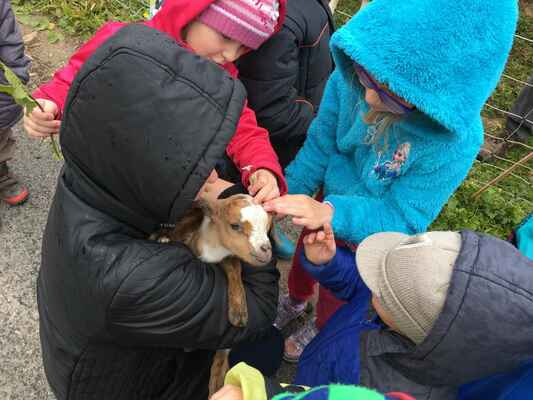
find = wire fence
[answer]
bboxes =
[329,0,533,206]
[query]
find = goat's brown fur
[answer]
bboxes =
[151,195,272,396]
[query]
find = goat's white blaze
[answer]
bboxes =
[240,202,270,251]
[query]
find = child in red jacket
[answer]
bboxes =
[23,0,287,202]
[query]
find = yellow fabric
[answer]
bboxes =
[224,362,268,400]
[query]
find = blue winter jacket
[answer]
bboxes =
[294,247,375,386]
[285,0,518,243]
[295,231,533,400]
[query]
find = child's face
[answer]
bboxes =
[371,294,398,332]
[184,21,249,65]
[195,169,219,201]
[393,150,406,162]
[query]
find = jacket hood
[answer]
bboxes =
[146,0,287,47]
[330,0,518,141]
[59,24,247,233]
[367,230,533,388]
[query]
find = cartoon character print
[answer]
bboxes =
[373,143,411,180]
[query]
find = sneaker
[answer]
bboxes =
[283,319,319,363]
[0,163,29,206]
[274,294,307,330]
[272,222,296,260]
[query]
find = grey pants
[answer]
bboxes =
[0,127,16,190]
[506,76,533,142]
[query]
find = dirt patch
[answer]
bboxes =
[20,24,81,91]
[521,0,533,17]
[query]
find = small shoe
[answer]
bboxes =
[272,222,296,260]
[283,319,319,363]
[0,163,29,206]
[0,181,29,205]
[274,294,308,330]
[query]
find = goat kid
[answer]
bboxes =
[155,193,273,327]
[151,194,273,396]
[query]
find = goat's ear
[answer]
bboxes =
[195,199,216,218]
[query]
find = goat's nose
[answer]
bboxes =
[260,243,272,253]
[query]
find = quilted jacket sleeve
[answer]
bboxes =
[236,27,314,147]
[285,70,341,196]
[0,0,29,83]
[0,0,31,128]
[107,242,279,350]
[227,103,288,194]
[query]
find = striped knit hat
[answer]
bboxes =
[198,0,280,50]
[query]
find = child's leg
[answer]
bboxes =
[274,230,317,330]
[316,285,347,330]
[0,127,15,165]
[0,127,29,205]
[287,229,317,302]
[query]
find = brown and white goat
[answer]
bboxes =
[152,194,273,395]
[156,193,273,326]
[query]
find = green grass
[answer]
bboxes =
[12,0,148,39]
[13,0,533,237]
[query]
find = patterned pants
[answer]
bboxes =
[0,127,16,190]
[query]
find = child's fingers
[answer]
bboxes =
[324,223,334,240]
[23,118,57,138]
[209,385,242,400]
[28,114,61,130]
[253,184,278,204]
[31,109,56,122]
[263,196,309,217]
[316,230,326,241]
[292,217,311,227]
[304,232,317,244]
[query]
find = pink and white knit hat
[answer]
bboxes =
[198,0,280,50]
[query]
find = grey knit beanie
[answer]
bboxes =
[356,231,462,344]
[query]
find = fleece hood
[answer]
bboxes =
[59,24,247,233]
[330,0,518,141]
[146,0,286,47]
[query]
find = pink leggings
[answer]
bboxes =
[288,226,353,330]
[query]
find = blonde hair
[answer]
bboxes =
[351,67,402,152]
[363,109,401,152]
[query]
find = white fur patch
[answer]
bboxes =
[198,216,232,263]
[240,201,270,251]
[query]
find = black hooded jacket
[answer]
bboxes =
[38,25,279,400]
[236,0,335,168]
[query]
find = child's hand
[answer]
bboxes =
[248,169,280,204]
[209,384,243,400]
[263,195,333,230]
[24,99,61,138]
[304,223,336,265]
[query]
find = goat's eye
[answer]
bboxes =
[230,224,241,232]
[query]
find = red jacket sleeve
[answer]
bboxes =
[226,103,288,194]
[33,22,126,118]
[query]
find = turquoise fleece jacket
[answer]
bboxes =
[285,0,518,243]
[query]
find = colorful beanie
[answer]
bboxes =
[198,0,280,50]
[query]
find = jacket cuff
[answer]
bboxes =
[299,247,353,284]
[224,362,268,400]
